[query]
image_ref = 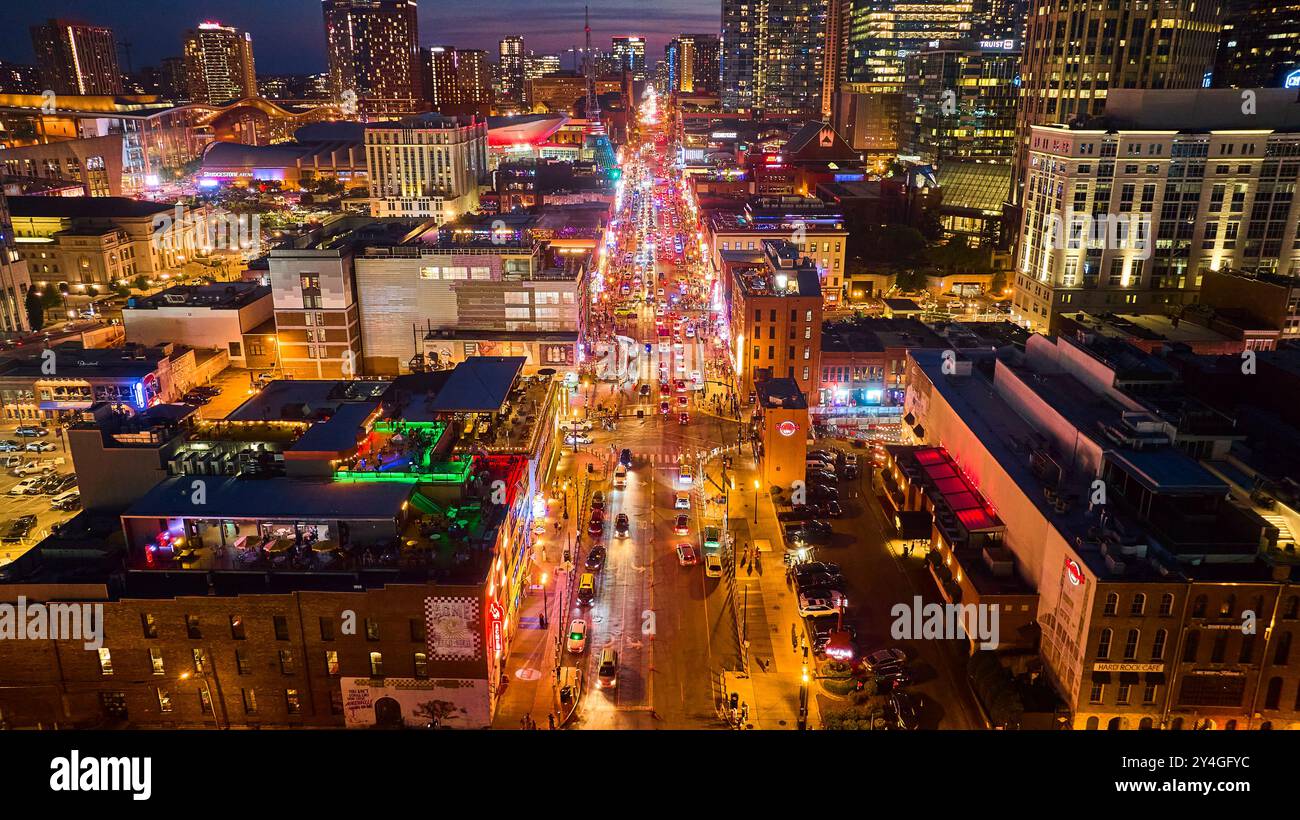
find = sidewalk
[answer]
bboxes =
[723,456,822,730]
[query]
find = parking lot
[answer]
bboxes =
[0,422,80,564]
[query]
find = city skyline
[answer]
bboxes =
[0,1,718,76]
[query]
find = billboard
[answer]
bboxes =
[424,596,482,661]
[340,677,491,729]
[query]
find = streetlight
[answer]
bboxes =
[752,479,760,523]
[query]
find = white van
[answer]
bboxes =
[613,463,628,489]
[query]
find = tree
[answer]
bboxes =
[24,288,44,331]
[989,270,1008,296]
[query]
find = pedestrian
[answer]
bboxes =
[549,713,556,730]
[791,623,798,652]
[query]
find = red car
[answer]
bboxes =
[674,514,689,535]
[675,380,687,393]
[678,412,689,425]
[677,395,688,407]
[676,543,699,566]
[659,400,670,414]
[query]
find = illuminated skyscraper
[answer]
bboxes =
[30,18,122,95]
[182,21,257,104]
[498,36,525,105]
[667,34,720,94]
[722,0,830,117]
[1212,0,1300,89]
[322,0,421,115]
[1011,0,1224,206]
[611,36,647,81]
[843,0,972,84]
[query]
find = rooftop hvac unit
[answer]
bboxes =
[1104,554,1126,575]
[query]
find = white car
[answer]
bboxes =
[658,341,669,353]
[676,358,687,372]
[674,492,691,510]
[567,619,588,654]
[24,441,56,453]
[0,441,20,453]
[564,434,593,445]
[8,477,44,495]
[561,419,593,432]
[798,589,849,618]
[704,552,723,578]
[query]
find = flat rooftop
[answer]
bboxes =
[227,379,391,422]
[428,356,525,413]
[822,317,945,354]
[757,378,808,410]
[1061,312,1238,346]
[124,475,414,521]
[126,282,270,311]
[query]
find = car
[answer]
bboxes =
[674,514,689,535]
[50,489,80,511]
[807,469,839,485]
[619,448,633,468]
[24,441,55,453]
[8,477,45,495]
[675,379,687,393]
[809,621,858,656]
[675,543,699,566]
[12,462,54,477]
[808,483,839,501]
[794,562,841,582]
[591,491,605,511]
[659,381,671,396]
[577,573,597,605]
[890,691,921,729]
[843,454,858,469]
[796,572,846,595]
[564,434,593,446]
[0,440,20,452]
[638,383,651,397]
[810,449,840,463]
[677,411,689,425]
[614,513,630,537]
[863,648,909,671]
[871,663,912,689]
[704,552,723,578]
[685,325,696,338]
[596,648,619,689]
[584,545,607,571]
[14,426,47,438]
[674,492,690,510]
[567,619,589,654]
[659,400,670,414]
[561,419,593,432]
[785,524,832,546]
[589,507,604,524]
[658,340,669,353]
[587,518,603,536]
[2,515,37,543]
[181,392,211,405]
[675,358,686,372]
[798,588,848,617]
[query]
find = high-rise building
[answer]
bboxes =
[30,19,122,96]
[722,0,830,117]
[1012,89,1300,333]
[1011,0,1224,207]
[973,0,1027,41]
[611,36,647,81]
[0,62,40,95]
[364,113,487,221]
[1212,0,1300,89]
[901,41,1020,165]
[456,50,492,107]
[523,52,561,106]
[0,192,32,334]
[667,34,720,94]
[322,0,421,115]
[498,36,525,105]
[182,21,257,105]
[160,56,187,100]
[844,0,972,84]
[423,47,460,109]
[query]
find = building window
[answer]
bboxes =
[286,689,302,715]
[1151,629,1167,661]
[414,652,428,678]
[157,688,173,713]
[1129,594,1145,617]
[198,688,213,715]
[1089,683,1104,704]
[186,615,202,639]
[192,648,207,674]
[1097,629,1112,659]
[1123,629,1140,660]
[370,652,384,677]
[1274,631,1292,666]
[1159,594,1175,617]
[98,648,114,676]
[365,619,380,641]
[325,650,340,676]
[229,615,245,640]
[235,649,251,675]
[1142,684,1158,705]
[279,649,295,675]
[1183,631,1200,663]
[320,617,335,641]
[242,688,258,715]
[1103,593,1118,616]
[150,648,165,676]
[141,613,158,639]
[410,619,426,642]
[1116,684,1131,706]
[273,616,290,641]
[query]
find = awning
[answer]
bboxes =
[408,492,440,516]
[1119,672,1141,685]
[1145,672,1166,684]
[1091,671,1112,684]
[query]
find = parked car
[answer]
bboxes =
[181,392,211,406]
[797,588,848,617]
[50,489,81,511]
[704,552,723,578]
[567,619,589,654]
[785,521,833,545]
[0,440,20,452]
[807,483,839,501]
[8,477,45,495]
[674,492,690,510]
[2,515,37,543]
[890,691,921,729]
[14,426,47,438]
[795,572,846,594]
[863,648,909,671]
[12,462,54,477]
[564,434,593,446]
[807,469,839,485]
[24,441,56,453]
[809,621,858,657]
[590,491,605,511]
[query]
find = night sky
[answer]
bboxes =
[0,0,720,75]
